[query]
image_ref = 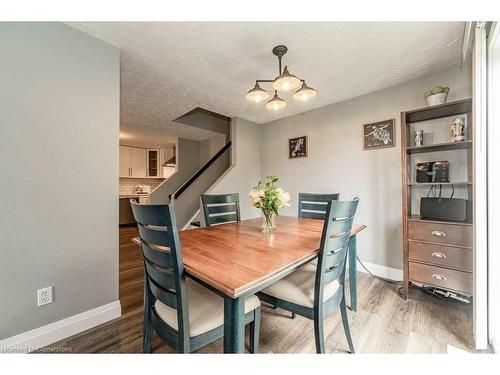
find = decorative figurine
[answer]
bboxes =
[450,118,465,142]
[414,130,424,147]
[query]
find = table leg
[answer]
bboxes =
[348,235,357,312]
[223,295,245,353]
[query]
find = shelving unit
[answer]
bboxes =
[401,98,473,300]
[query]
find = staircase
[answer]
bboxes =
[148,108,232,229]
[169,141,231,228]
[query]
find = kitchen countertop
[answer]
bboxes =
[120,194,141,199]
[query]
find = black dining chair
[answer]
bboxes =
[259,198,359,354]
[298,193,340,220]
[130,200,261,353]
[201,193,240,227]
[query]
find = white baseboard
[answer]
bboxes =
[347,259,403,281]
[0,300,121,353]
[491,337,497,354]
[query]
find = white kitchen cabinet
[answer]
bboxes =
[160,147,176,178]
[130,147,147,178]
[162,166,176,179]
[120,146,147,178]
[119,146,131,177]
[138,195,149,204]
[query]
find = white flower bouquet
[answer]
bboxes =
[249,175,291,233]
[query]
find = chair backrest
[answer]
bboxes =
[201,193,241,227]
[314,198,359,306]
[130,201,189,342]
[298,193,340,220]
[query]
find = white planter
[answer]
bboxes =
[426,92,448,106]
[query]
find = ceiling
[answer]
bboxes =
[69,22,465,141]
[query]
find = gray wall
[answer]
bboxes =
[174,109,231,138]
[208,118,262,220]
[0,23,120,339]
[260,64,471,270]
[199,133,227,165]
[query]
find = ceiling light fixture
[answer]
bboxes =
[292,81,318,102]
[244,45,317,111]
[244,82,270,103]
[265,91,288,111]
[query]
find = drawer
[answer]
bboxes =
[409,262,472,295]
[408,221,472,248]
[409,241,472,272]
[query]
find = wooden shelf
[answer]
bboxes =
[408,182,472,186]
[405,98,472,123]
[406,140,472,154]
[408,215,473,226]
[401,99,474,299]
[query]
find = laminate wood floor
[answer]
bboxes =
[42,227,473,354]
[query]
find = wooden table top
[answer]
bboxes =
[133,216,366,298]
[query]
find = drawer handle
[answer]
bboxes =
[431,252,447,259]
[432,273,446,281]
[431,230,446,237]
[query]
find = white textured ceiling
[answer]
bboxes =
[69,22,465,140]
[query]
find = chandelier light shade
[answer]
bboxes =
[244,82,270,103]
[273,66,302,92]
[293,81,318,101]
[265,92,287,111]
[244,45,317,111]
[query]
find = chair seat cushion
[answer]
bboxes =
[261,262,340,308]
[154,279,260,337]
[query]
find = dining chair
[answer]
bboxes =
[201,193,240,227]
[298,193,340,220]
[130,200,261,353]
[259,198,359,354]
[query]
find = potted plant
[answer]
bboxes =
[424,86,450,106]
[249,175,291,234]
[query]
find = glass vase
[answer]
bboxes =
[261,210,276,234]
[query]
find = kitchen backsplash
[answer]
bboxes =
[119,178,164,195]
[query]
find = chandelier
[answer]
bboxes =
[244,45,318,111]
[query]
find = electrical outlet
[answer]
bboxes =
[37,286,53,307]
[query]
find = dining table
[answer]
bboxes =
[133,215,366,353]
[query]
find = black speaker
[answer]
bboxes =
[420,197,471,222]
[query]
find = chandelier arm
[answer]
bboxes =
[256,79,275,83]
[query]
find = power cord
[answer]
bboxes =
[355,255,469,304]
[355,254,402,284]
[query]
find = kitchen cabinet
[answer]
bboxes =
[120,146,147,178]
[119,146,131,178]
[119,198,136,225]
[147,149,160,178]
[162,166,176,179]
[160,146,176,179]
[130,148,147,177]
[138,195,149,204]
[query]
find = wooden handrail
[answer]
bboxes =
[170,141,232,200]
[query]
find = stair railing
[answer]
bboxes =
[169,141,232,201]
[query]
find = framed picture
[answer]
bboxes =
[289,136,308,159]
[363,119,395,150]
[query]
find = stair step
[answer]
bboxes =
[191,221,201,227]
